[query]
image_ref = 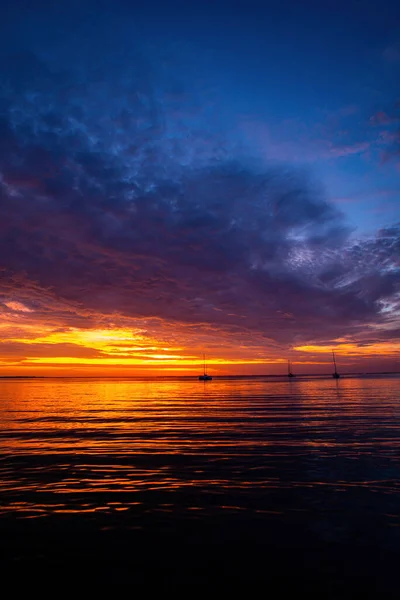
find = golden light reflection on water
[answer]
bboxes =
[0,376,399,521]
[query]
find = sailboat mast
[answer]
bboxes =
[332,351,337,372]
[198,352,212,381]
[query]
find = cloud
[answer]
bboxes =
[240,111,375,166]
[4,301,32,313]
[370,111,400,126]
[0,341,105,360]
[0,47,399,360]
[327,141,370,158]
[369,103,400,163]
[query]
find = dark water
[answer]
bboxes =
[0,376,399,593]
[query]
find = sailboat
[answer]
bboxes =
[288,360,295,378]
[332,351,340,379]
[199,354,212,381]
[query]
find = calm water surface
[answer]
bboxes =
[0,376,399,590]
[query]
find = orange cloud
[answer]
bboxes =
[295,342,400,356]
[4,301,33,313]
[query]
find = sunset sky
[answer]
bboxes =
[0,0,399,376]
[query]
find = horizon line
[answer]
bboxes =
[1,371,399,379]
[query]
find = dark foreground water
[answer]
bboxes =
[0,376,399,594]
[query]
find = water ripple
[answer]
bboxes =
[0,376,399,548]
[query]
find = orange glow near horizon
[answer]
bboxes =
[0,306,399,376]
[295,342,400,357]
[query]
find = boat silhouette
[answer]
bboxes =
[332,351,340,379]
[199,354,212,381]
[288,359,295,378]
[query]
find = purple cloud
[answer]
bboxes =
[0,49,399,351]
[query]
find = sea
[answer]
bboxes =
[0,375,399,595]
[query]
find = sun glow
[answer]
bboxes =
[0,317,277,375]
[1,307,398,376]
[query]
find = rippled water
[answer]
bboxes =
[0,375,399,591]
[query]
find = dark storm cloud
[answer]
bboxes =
[0,46,399,346]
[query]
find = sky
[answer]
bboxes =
[0,0,399,376]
